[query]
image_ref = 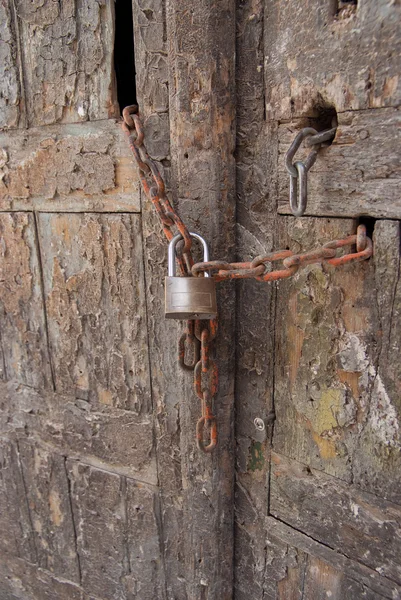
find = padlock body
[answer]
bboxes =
[165,276,217,320]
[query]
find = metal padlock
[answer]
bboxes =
[165,232,217,320]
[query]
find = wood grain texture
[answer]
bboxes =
[0,551,87,600]
[272,217,401,504]
[37,213,151,411]
[270,452,401,585]
[277,108,401,218]
[265,516,400,600]
[0,121,141,212]
[234,2,278,598]
[0,439,36,563]
[0,381,157,484]
[17,441,80,582]
[0,0,23,129]
[264,0,401,120]
[67,461,164,600]
[132,1,188,596]
[15,0,119,127]
[165,1,236,597]
[0,212,52,389]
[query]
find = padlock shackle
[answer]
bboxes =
[168,232,210,277]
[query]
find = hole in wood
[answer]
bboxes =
[114,0,137,114]
[311,101,338,147]
[357,216,376,241]
[335,0,357,18]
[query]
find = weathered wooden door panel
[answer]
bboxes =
[1,0,400,598]
[277,109,401,218]
[37,212,150,411]
[0,122,140,212]
[264,0,401,219]
[0,212,52,389]
[234,1,401,599]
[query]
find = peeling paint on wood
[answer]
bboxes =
[0,212,52,388]
[15,0,119,126]
[37,213,151,412]
[0,121,141,212]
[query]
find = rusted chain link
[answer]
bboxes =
[122,105,218,453]
[285,126,337,217]
[194,320,218,453]
[123,106,373,454]
[192,224,372,281]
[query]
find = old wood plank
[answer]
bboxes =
[265,517,400,600]
[0,212,52,389]
[67,461,164,600]
[66,462,129,599]
[0,380,157,484]
[129,2,188,596]
[14,0,119,127]
[0,439,36,563]
[0,121,141,212]
[37,213,151,411]
[0,0,24,129]
[264,0,401,121]
[302,556,386,600]
[165,1,236,598]
[234,2,280,598]
[0,551,86,600]
[125,479,166,599]
[270,451,401,585]
[351,220,401,502]
[17,440,80,582]
[272,217,401,503]
[277,108,401,219]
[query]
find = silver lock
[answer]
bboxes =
[165,232,217,320]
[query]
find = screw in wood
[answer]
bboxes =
[254,417,265,431]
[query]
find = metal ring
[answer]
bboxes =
[285,127,318,177]
[289,161,308,217]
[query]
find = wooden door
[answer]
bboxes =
[0,1,235,599]
[234,1,401,599]
[0,1,400,599]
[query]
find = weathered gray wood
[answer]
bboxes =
[277,108,401,218]
[0,121,141,212]
[67,462,129,599]
[0,0,23,129]
[37,213,151,411]
[264,0,401,120]
[0,440,36,563]
[0,380,157,484]
[302,556,386,600]
[165,1,236,598]
[234,2,280,598]
[272,217,401,503]
[352,220,401,501]
[270,452,401,585]
[67,461,164,600]
[0,212,52,389]
[17,440,80,582]
[0,551,86,600]
[125,478,166,598]
[132,2,189,597]
[14,0,119,127]
[265,517,401,599]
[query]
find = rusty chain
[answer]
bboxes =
[122,105,218,453]
[192,224,372,281]
[122,105,373,454]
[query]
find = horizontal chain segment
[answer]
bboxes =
[192,224,373,281]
